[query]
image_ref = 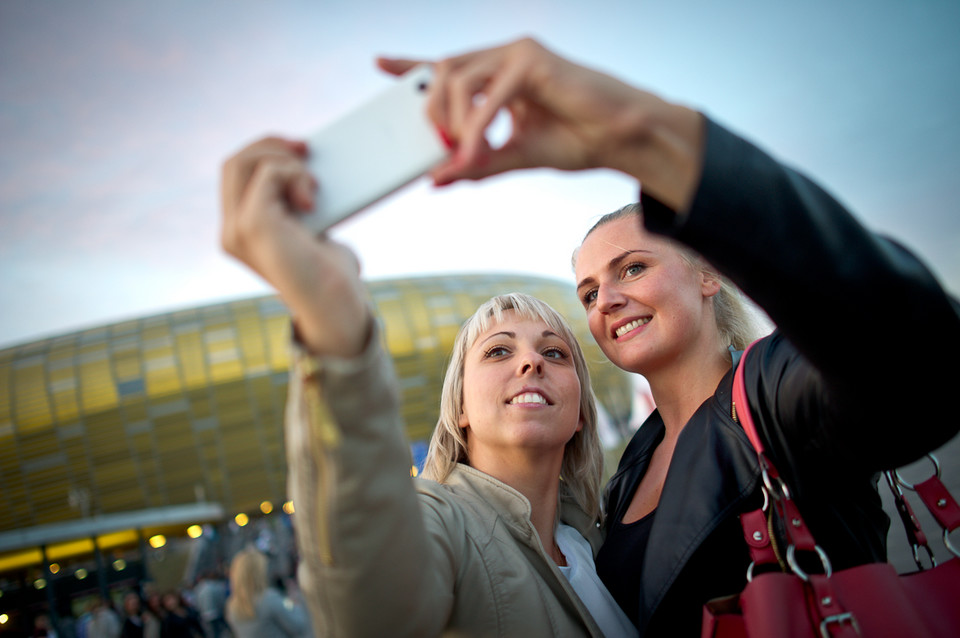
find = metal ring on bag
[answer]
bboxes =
[786,544,833,581]
[893,454,941,491]
[761,468,792,501]
[944,529,960,559]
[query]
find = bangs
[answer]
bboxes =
[464,293,574,351]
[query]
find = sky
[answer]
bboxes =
[1,0,958,349]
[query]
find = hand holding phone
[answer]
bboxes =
[302,65,449,234]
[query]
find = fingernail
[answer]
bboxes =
[292,140,309,156]
[437,127,454,150]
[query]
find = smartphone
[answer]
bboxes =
[302,65,449,234]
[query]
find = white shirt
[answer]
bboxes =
[556,523,638,638]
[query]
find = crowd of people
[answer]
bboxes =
[23,547,310,638]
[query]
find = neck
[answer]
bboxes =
[646,345,730,436]
[469,448,565,563]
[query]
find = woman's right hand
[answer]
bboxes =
[220,136,372,357]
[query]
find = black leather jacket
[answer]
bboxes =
[602,118,960,637]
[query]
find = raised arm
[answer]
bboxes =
[220,138,457,636]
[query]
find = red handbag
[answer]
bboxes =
[702,341,960,638]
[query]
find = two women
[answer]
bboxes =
[377,38,959,636]
[222,36,959,637]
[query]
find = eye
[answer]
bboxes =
[483,345,510,358]
[622,262,645,279]
[580,288,598,308]
[543,346,567,360]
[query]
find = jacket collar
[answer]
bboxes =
[446,463,601,552]
[444,464,607,637]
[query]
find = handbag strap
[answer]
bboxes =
[887,456,960,564]
[733,340,820,564]
[734,339,960,571]
[733,340,858,637]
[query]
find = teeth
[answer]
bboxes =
[510,393,547,405]
[615,318,650,338]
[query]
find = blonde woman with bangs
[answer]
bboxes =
[421,292,604,521]
[220,138,636,637]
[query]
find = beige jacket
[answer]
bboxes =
[284,329,606,638]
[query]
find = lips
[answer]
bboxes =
[613,317,651,339]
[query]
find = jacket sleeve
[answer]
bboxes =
[284,323,457,637]
[261,589,310,637]
[642,117,960,472]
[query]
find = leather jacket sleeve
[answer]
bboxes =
[642,117,960,474]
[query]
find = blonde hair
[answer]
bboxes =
[576,203,760,351]
[420,293,604,519]
[226,548,268,621]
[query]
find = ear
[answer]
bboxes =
[700,269,722,298]
[458,410,470,429]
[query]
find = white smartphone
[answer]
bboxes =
[302,65,449,234]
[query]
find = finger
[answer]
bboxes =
[445,56,497,146]
[456,56,529,167]
[223,155,311,258]
[375,56,423,76]
[222,137,307,214]
[286,171,317,212]
[426,58,453,143]
[428,43,508,148]
[430,136,527,185]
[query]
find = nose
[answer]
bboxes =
[518,350,544,377]
[595,282,626,314]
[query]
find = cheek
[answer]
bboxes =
[587,313,623,363]
[587,311,606,343]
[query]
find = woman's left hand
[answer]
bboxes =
[220,136,372,357]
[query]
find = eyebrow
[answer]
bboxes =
[479,331,515,346]
[576,249,650,291]
[478,329,563,346]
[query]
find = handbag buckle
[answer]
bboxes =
[819,611,861,638]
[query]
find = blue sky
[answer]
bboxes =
[1,0,958,348]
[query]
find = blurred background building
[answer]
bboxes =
[0,273,640,634]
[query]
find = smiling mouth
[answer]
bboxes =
[614,317,650,338]
[509,392,549,405]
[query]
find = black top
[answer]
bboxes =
[595,510,655,625]
[599,117,960,637]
